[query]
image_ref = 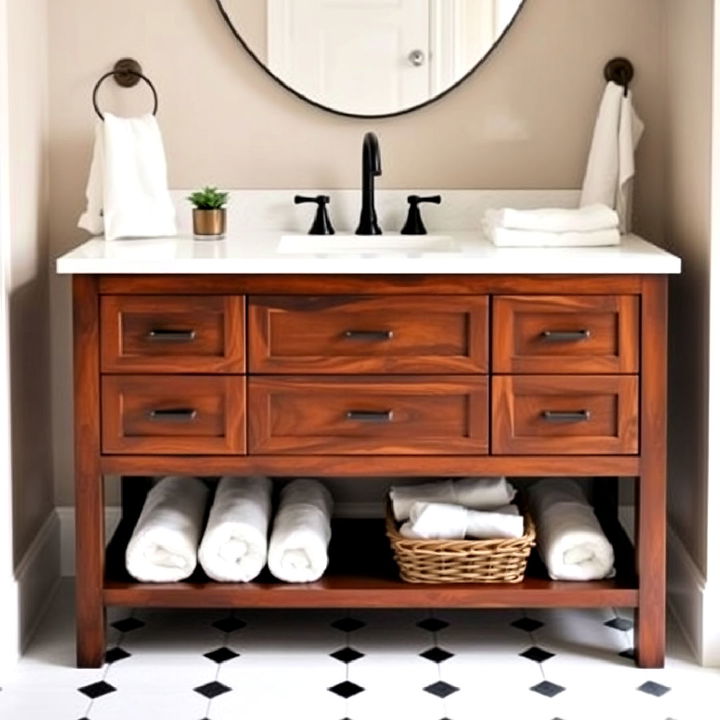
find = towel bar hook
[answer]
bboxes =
[92,58,159,121]
[604,56,634,97]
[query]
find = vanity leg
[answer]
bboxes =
[74,275,106,668]
[635,276,668,669]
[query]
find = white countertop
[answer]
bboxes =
[55,232,681,275]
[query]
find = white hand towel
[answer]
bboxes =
[490,204,618,233]
[198,476,272,582]
[489,226,620,248]
[125,476,208,583]
[580,82,644,234]
[78,113,177,241]
[400,502,523,540]
[268,479,333,583]
[527,479,615,581]
[390,477,516,521]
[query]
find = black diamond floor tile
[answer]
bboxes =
[194,681,232,699]
[530,680,565,698]
[78,681,116,699]
[204,646,240,664]
[328,680,365,699]
[511,617,544,632]
[605,617,634,632]
[520,646,556,663]
[416,618,449,632]
[331,617,366,633]
[104,646,131,664]
[637,680,671,697]
[423,681,459,699]
[110,617,145,633]
[330,646,365,664]
[420,646,454,663]
[212,617,247,633]
[619,648,636,661]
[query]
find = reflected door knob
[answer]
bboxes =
[408,49,425,67]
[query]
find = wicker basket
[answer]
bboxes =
[385,498,536,584]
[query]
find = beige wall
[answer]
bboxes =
[49,0,667,504]
[663,0,713,577]
[6,0,53,565]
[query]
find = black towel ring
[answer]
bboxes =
[604,56,634,97]
[92,58,159,121]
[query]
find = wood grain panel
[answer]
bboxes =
[248,295,488,373]
[101,295,245,373]
[492,375,638,455]
[98,274,644,296]
[73,275,106,667]
[102,375,246,454]
[493,295,639,373]
[249,376,488,455]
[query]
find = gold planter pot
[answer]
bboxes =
[192,208,226,238]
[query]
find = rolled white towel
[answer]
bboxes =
[268,479,333,583]
[125,476,208,582]
[527,479,615,581]
[198,476,272,582]
[490,204,619,233]
[390,477,516,521]
[400,502,523,540]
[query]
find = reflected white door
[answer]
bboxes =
[268,0,430,115]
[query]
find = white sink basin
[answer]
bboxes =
[277,233,458,254]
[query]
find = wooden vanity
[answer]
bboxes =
[67,263,671,669]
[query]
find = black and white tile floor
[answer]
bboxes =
[0,579,717,720]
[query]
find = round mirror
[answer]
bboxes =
[215,0,526,118]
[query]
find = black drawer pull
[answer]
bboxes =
[541,330,591,342]
[541,410,591,423]
[343,329,394,341]
[147,408,198,422]
[146,329,197,342]
[346,410,394,423]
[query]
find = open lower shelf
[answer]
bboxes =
[104,515,638,609]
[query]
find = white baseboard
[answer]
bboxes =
[667,525,720,666]
[10,511,61,661]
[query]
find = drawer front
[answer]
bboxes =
[102,375,246,454]
[248,376,488,455]
[492,375,638,455]
[248,295,488,373]
[101,295,245,373]
[493,295,639,373]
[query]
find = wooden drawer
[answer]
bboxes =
[493,295,639,373]
[248,295,488,373]
[102,375,245,454]
[101,295,245,373]
[492,375,638,455]
[248,376,488,455]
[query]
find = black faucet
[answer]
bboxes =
[355,132,382,235]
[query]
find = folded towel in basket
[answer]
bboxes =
[125,476,208,582]
[390,477,516,521]
[268,479,333,583]
[527,479,615,581]
[198,476,272,582]
[399,502,523,540]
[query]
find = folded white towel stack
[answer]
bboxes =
[399,502,523,540]
[125,476,208,583]
[526,479,615,581]
[390,477,516,522]
[484,205,620,248]
[198,476,272,582]
[581,82,645,234]
[268,479,333,583]
[78,113,177,241]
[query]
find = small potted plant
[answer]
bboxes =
[187,186,229,238]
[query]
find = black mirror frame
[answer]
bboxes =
[214,0,528,119]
